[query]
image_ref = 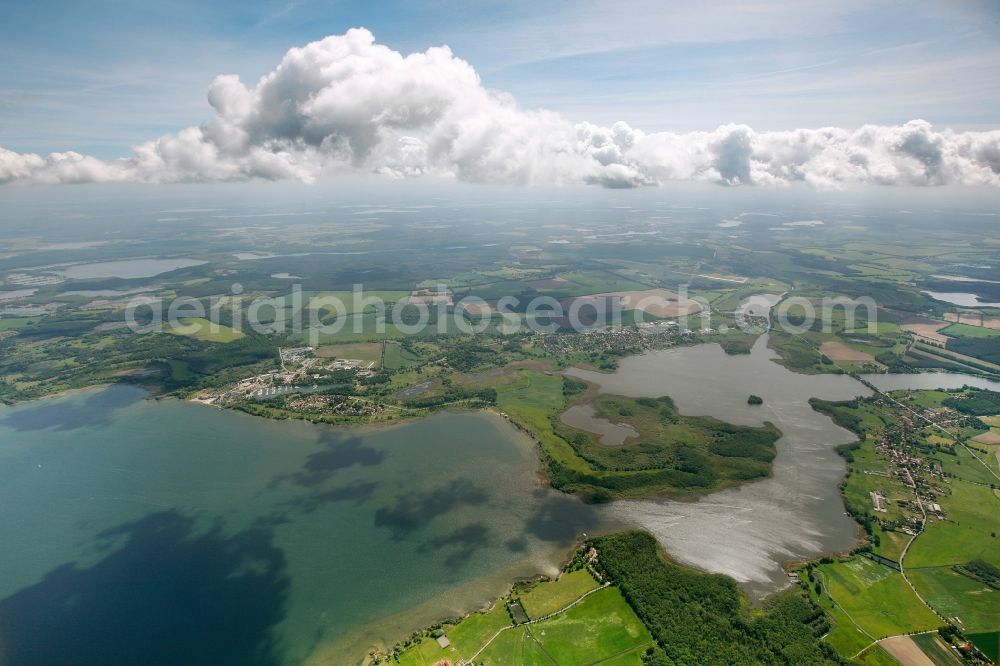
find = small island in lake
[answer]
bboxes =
[747,394,763,405]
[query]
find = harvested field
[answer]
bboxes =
[458,301,492,316]
[944,313,1000,330]
[820,340,876,362]
[407,289,454,306]
[879,635,935,666]
[586,289,702,317]
[901,318,951,345]
[525,276,576,289]
[972,429,1000,445]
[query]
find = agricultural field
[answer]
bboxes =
[810,388,1000,664]
[306,290,410,315]
[388,572,651,666]
[879,635,946,666]
[858,643,913,666]
[813,557,940,639]
[968,631,999,663]
[901,318,951,345]
[911,341,1000,375]
[443,603,512,658]
[933,443,1000,486]
[477,587,652,666]
[314,341,383,364]
[517,570,600,619]
[382,341,424,370]
[904,480,1000,569]
[911,632,965,666]
[165,317,245,343]
[555,270,652,296]
[907,567,999,633]
[820,339,875,363]
[817,594,875,658]
[941,322,1000,339]
[768,306,905,375]
[0,316,39,331]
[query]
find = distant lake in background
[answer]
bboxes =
[861,372,1000,392]
[922,290,1000,308]
[56,258,206,279]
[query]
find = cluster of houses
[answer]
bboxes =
[195,346,377,405]
[538,319,686,355]
[867,404,952,536]
[283,393,383,416]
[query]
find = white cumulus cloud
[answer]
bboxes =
[3,28,1000,189]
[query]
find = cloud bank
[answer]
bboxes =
[3,28,1000,189]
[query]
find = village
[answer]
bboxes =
[862,393,986,539]
[537,319,686,356]
[193,345,379,411]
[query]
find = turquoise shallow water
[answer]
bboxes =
[0,385,608,665]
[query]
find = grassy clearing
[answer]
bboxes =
[166,317,245,343]
[932,443,999,486]
[382,341,424,370]
[904,480,1000,569]
[391,572,649,666]
[306,290,409,314]
[556,270,652,295]
[167,359,194,381]
[314,341,382,364]
[941,323,1000,339]
[478,587,652,666]
[298,313,402,343]
[446,603,512,657]
[907,566,1000,632]
[0,317,40,331]
[479,367,597,480]
[815,595,874,657]
[816,557,940,638]
[517,569,599,619]
[858,644,908,666]
[392,637,445,666]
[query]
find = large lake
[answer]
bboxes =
[566,342,1000,598]
[0,386,610,665]
[567,335,870,598]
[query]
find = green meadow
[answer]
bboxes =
[166,317,245,343]
[904,480,1000,569]
[391,578,651,666]
[479,587,652,666]
[815,557,939,639]
[517,569,600,619]
[907,566,999,632]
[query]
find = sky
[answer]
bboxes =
[2,1,1000,189]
